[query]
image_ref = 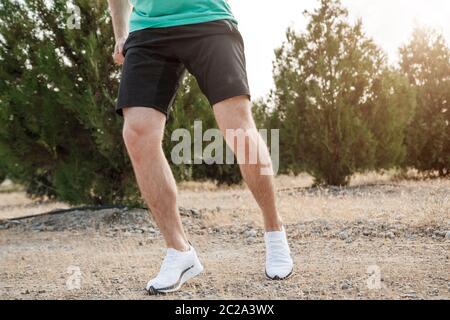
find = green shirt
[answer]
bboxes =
[129,0,238,32]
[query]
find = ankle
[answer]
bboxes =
[167,239,191,252]
[265,220,284,232]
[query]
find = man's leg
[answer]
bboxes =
[213,96,282,232]
[122,107,203,294]
[213,95,294,280]
[122,107,189,251]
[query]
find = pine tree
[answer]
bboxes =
[265,0,414,185]
[0,165,5,183]
[363,70,416,170]
[0,0,139,204]
[400,28,450,176]
[0,0,241,207]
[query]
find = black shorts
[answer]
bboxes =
[116,19,251,118]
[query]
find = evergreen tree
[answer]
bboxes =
[400,28,450,176]
[0,165,5,183]
[264,0,414,185]
[363,70,416,169]
[0,0,139,204]
[0,0,241,206]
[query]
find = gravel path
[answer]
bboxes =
[0,176,449,300]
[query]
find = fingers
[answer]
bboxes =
[113,44,125,65]
[114,52,125,65]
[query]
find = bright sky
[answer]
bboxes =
[228,0,450,99]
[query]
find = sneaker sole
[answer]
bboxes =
[147,263,204,295]
[265,269,293,281]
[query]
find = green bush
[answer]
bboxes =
[400,28,450,176]
[0,0,141,205]
[0,0,242,206]
[260,0,415,185]
[0,166,5,183]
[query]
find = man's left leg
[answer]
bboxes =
[213,95,294,280]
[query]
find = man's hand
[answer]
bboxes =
[108,0,132,65]
[113,36,127,65]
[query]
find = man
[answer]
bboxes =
[107,0,293,295]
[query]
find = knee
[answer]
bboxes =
[214,96,254,130]
[122,115,163,154]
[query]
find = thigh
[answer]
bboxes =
[117,31,186,119]
[175,20,251,107]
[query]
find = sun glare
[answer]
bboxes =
[229,0,450,97]
[340,0,450,65]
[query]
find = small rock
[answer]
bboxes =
[244,229,257,238]
[445,231,450,240]
[402,291,417,299]
[345,237,354,244]
[429,288,439,296]
[341,280,352,290]
[32,223,43,230]
[179,208,190,217]
[3,220,21,230]
[190,209,200,216]
[339,231,349,240]
[246,237,256,244]
[385,231,395,239]
[0,223,9,230]
[362,230,371,237]
[433,230,446,238]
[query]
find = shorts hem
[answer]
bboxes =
[115,104,169,119]
[209,90,251,107]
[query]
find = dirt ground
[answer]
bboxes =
[0,173,449,300]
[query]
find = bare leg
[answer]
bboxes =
[122,107,189,251]
[213,96,283,231]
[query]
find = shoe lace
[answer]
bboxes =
[159,250,179,274]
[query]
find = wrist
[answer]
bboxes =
[116,34,128,42]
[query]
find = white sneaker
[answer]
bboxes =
[265,227,294,280]
[146,245,203,295]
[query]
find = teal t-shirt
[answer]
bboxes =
[129,0,238,32]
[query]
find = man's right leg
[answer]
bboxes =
[122,107,189,252]
[122,107,203,294]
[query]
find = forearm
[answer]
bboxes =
[108,0,132,40]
